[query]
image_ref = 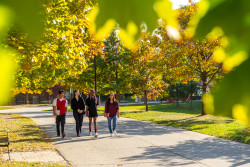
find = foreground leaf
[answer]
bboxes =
[89,0,178,49]
[196,0,250,126]
[0,0,44,38]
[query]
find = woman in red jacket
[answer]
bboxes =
[105,93,119,137]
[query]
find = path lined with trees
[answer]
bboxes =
[1,106,250,167]
[5,1,222,117]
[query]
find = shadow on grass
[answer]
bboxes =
[9,124,51,144]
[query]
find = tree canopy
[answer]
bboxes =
[0,0,249,126]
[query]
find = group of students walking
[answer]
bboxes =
[52,89,119,138]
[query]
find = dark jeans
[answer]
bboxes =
[73,111,84,135]
[56,114,66,134]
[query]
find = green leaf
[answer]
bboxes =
[0,0,44,38]
[0,4,14,39]
[196,0,250,56]
[90,0,178,49]
[210,57,250,126]
[195,0,250,126]
[96,0,158,33]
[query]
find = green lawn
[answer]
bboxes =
[0,114,68,166]
[0,161,68,167]
[6,104,51,108]
[0,106,14,110]
[98,102,250,144]
[0,114,55,152]
[43,108,73,112]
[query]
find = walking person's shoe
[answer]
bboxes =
[62,133,66,138]
[114,130,118,136]
[95,132,98,137]
[57,133,60,137]
[89,132,92,136]
[77,133,80,137]
[110,133,114,137]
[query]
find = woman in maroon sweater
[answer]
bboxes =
[105,93,119,136]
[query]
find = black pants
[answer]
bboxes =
[56,114,66,134]
[73,111,84,135]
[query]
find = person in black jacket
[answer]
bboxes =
[71,90,85,137]
[86,89,99,137]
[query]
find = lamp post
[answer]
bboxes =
[94,54,97,93]
[190,79,193,110]
[70,87,73,102]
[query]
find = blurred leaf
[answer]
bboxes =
[196,0,250,56]
[209,58,250,126]
[90,0,178,48]
[0,48,17,105]
[196,0,250,126]
[0,4,14,39]
[0,0,44,38]
[95,0,158,32]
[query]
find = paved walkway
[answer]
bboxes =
[2,151,64,162]
[1,107,250,167]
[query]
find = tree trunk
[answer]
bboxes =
[190,81,193,110]
[201,84,207,115]
[26,93,29,104]
[176,84,179,107]
[145,90,148,111]
[190,97,193,110]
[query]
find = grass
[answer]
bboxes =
[0,161,68,167]
[98,102,250,144]
[0,114,55,152]
[0,114,69,166]
[43,108,73,112]
[0,107,14,110]
[8,104,51,107]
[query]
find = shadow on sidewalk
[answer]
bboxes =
[121,137,250,167]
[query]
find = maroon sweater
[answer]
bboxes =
[105,101,119,117]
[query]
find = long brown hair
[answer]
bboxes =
[106,93,117,106]
[74,89,79,98]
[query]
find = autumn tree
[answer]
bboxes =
[157,3,223,115]
[5,0,100,102]
[181,37,222,115]
[178,4,223,115]
[128,31,164,111]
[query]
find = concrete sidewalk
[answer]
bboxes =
[1,107,250,167]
